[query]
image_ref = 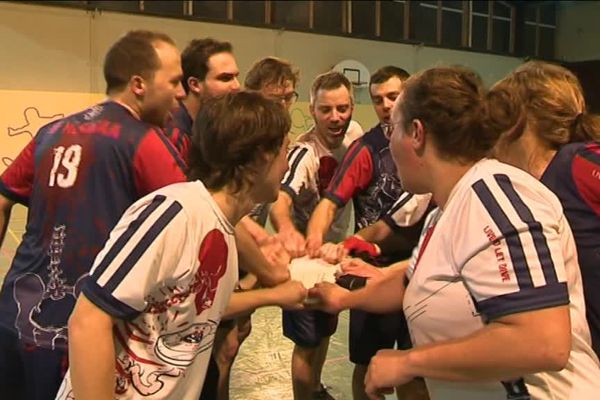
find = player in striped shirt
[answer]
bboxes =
[490,61,600,359]
[309,66,600,399]
[57,92,307,400]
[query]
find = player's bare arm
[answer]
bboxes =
[270,190,306,258]
[0,193,15,249]
[68,293,116,400]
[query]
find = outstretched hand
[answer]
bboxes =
[306,282,349,314]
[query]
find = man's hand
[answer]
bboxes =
[365,349,414,400]
[317,242,347,264]
[272,280,308,310]
[258,235,291,281]
[276,228,306,259]
[305,234,323,258]
[343,235,381,258]
[307,282,349,314]
[338,258,384,281]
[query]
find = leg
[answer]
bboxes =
[395,378,429,400]
[351,364,370,400]
[291,343,320,399]
[283,310,338,400]
[213,320,239,400]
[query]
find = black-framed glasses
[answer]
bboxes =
[269,91,299,105]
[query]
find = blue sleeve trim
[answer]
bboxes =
[82,280,142,321]
[0,180,28,205]
[476,282,569,322]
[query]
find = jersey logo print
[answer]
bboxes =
[13,225,86,349]
[193,229,229,315]
[318,156,338,194]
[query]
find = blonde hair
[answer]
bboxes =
[489,61,600,148]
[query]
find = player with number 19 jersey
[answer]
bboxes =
[0,101,187,351]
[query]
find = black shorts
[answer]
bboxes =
[349,309,411,365]
[282,309,338,348]
[0,325,68,400]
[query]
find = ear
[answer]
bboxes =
[412,119,426,154]
[187,76,202,95]
[130,75,146,97]
[309,102,315,119]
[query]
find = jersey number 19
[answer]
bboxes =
[48,145,82,188]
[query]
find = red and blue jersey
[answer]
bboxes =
[541,141,600,357]
[324,124,404,230]
[0,101,187,350]
[163,101,193,159]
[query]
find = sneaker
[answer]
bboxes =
[312,383,335,400]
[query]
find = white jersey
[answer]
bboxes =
[403,158,600,400]
[384,192,432,229]
[281,128,360,242]
[57,181,238,400]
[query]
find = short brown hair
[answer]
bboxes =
[244,56,299,91]
[400,66,495,162]
[370,66,410,87]
[310,71,353,105]
[181,38,233,94]
[488,61,600,148]
[188,92,291,192]
[103,30,175,95]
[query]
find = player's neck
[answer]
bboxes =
[210,189,254,227]
[182,96,200,122]
[110,97,141,120]
[429,158,475,210]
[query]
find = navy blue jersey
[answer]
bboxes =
[0,101,187,350]
[163,101,193,159]
[541,141,600,357]
[324,124,404,230]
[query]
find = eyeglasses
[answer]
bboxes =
[269,91,299,105]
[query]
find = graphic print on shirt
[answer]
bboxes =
[115,229,229,397]
[13,225,86,349]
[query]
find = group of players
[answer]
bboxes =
[0,27,599,400]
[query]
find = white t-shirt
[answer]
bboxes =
[404,158,600,400]
[281,128,360,242]
[57,180,238,400]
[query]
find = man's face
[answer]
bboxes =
[200,52,241,98]
[140,41,185,127]
[370,76,403,125]
[310,86,353,149]
[261,80,297,111]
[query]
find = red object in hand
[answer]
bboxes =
[343,236,380,257]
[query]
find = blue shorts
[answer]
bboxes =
[282,309,338,348]
[349,309,411,365]
[0,325,68,400]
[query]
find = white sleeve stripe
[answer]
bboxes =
[472,179,535,290]
[281,147,309,188]
[494,174,559,285]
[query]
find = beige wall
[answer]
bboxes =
[0,2,522,100]
[556,1,600,62]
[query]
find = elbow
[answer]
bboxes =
[537,335,570,371]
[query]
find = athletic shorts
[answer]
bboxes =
[0,325,68,400]
[349,309,411,365]
[282,309,338,348]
